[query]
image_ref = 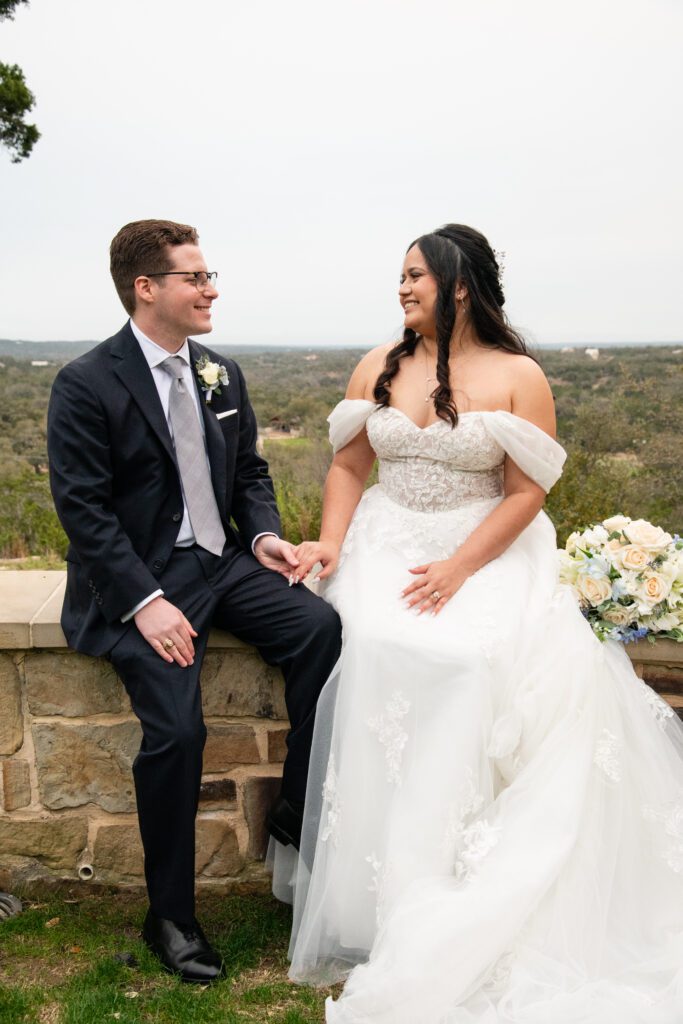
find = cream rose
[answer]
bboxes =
[623,519,672,551]
[635,571,672,607]
[200,362,220,386]
[616,544,651,572]
[603,514,631,532]
[576,573,612,607]
[601,604,635,627]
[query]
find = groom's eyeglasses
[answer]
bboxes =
[144,271,218,292]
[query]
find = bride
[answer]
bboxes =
[270,224,683,1023]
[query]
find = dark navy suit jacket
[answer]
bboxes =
[47,322,281,656]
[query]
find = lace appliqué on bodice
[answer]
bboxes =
[367,407,505,513]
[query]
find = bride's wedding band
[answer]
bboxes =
[431,590,440,601]
[162,638,175,650]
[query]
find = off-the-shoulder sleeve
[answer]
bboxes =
[483,411,566,493]
[327,399,378,453]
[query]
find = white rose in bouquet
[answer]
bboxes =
[558,550,580,585]
[581,525,610,548]
[616,544,651,572]
[576,574,612,607]
[602,605,635,627]
[603,514,631,532]
[623,519,672,551]
[643,610,683,632]
[565,531,582,555]
[635,571,672,608]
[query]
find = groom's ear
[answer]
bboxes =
[132,275,155,310]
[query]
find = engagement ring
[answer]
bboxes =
[162,638,175,650]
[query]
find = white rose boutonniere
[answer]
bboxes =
[195,354,229,403]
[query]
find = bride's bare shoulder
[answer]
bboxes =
[346,343,394,400]
[506,353,556,433]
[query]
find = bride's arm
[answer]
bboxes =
[294,347,386,581]
[404,358,557,614]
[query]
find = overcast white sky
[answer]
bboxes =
[1,0,681,346]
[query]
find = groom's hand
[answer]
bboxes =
[134,597,198,667]
[253,535,300,579]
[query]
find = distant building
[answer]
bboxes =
[30,360,49,367]
[584,348,600,361]
[560,347,575,354]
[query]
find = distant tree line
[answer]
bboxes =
[0,346,682,562]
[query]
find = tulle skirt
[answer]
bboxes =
[271,484,683,1023]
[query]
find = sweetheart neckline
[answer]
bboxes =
[380,406,502,432]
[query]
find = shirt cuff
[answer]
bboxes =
[121,589,164,623]
[251,532,279,555]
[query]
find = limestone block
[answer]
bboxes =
[267,728,289,764]
[196,817,243,877]
[203,725,260,772]
[199,778,237,807]
[32,720,141,812]
[0,815,87,869]
[94,822,144,877]
[0,653,23,755]
[25,651,126,717]
[243,775,282,860]
[1,759,31,810]
[201,651,287,720]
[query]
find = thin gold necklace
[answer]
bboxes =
[423,342,437,403]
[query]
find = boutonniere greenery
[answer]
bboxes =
[195,354,229,403]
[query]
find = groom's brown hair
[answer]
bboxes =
[110,219,200,316]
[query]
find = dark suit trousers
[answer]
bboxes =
[109,543,341,923]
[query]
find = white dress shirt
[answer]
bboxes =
[121,320,276,622]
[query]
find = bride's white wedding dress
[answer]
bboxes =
[270,399,683,1024]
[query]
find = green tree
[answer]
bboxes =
[0,0,39,163]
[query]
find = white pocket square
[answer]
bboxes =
[216,409,238,420]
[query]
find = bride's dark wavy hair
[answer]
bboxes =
[374,224,531,426]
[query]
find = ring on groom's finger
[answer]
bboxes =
[431,590,441,602]
[162,637,175,650]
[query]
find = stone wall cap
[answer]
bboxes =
[0,570,250,651]
[0,571,66,649]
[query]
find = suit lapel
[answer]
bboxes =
[110,324,178,467]
[189,341,228,520]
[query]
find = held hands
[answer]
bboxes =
[253,535,300,578]
[402,557,471,616]
[134,596,198,667]
[292,540,340,584]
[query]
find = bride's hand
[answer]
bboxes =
[402,558,470,615]
[293,540,340,583]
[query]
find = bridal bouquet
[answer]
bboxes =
[558,515,683,643]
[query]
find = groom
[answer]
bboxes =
[47,219,341,982]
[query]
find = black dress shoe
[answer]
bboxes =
[142,910,224,983]
[267,795,304,851]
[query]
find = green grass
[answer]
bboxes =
[0,892,336,1023]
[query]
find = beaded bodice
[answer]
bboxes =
[366,407,505,513]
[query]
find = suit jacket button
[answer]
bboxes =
[153,559,164,570]
[172,513,182,522]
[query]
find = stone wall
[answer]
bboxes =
[0,572,288,894]
[1,571,682,895]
